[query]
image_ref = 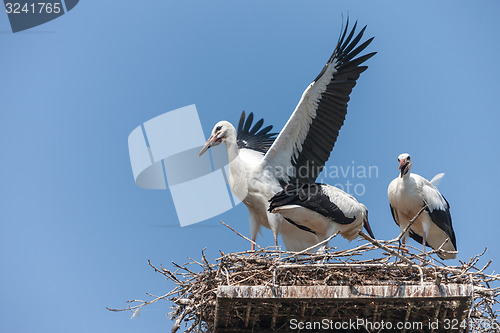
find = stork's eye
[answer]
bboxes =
[397,158,400,162]
[216,126,222,132]
[407,156,411,161]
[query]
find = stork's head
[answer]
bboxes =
[397,153,412,178]
[198,121,233,157]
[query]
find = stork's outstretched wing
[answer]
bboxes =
[237,111,278,154]
[263,19,376,184]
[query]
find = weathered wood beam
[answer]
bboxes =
[217,284,473,301]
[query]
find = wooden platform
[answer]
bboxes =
[214,283,473,332]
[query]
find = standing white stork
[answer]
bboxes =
[388,153,457,260]
[198,19,376,251]
[269,183,375,251]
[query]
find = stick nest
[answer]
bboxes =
[108,223,500,333]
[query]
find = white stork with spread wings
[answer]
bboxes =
[199,20,376,250]
[388,153,457,260]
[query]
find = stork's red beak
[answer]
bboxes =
[198,134,217,157]
[399,160,409,178]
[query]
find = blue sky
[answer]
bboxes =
[1,1,499,332]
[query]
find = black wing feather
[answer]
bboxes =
[425,198,457,250]
[259,125,273,135]
[284,217,317,235]
[269,183,356,225]
[237,111,278,154]
[243,112,253,132]
[250,119,264,133]
[390,204,399,227]
[237,112,245,133]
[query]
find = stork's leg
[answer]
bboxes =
[267,211,281,251]
[398,224,407,248]
[422,231,426,253]
[271,231,279,251]
[421,230,427,262]
[249,210,260,252]
[421,218,430,261]
[398,231,409,257]
[399,229,407,248]
[317,234,326,254]
[317,238,329,264]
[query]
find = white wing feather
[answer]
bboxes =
[262,73,336,180]
[413,174,448,212]
[430,173,445,187]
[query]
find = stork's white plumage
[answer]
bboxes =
[388,153,457,260]
[269,183,375,251]
[198,20,375,251]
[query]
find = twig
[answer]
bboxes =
[386,205,428,244]
[284,232,340,259]
[358,231,415,266]
[220,220,262,250]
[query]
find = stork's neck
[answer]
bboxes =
[401,170,411,181]
[223,128,250,201]
[224,129,239,162]
[399,171,416,192]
